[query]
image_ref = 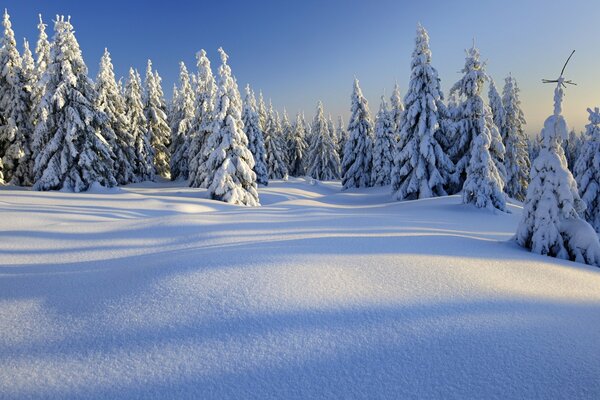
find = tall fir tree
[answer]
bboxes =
[306,101,340,180]
[170,61,195,180]
[188,49,217,188]
[33,16,116,192]
[516,77,600,266]
[288,113,308,177]
[391,25,453,200]
[574,107,600,234]
[389,82,404,142]
[202,48,259,206]
[242,84,268,185]
[282,108,294,170]
[342,78,374,189]
[371,95,395,186]
[502,75,530,201]
[335,115,347,160]
[564,128,582,172]
[95,48,136,184]
[264,102,288,179]
[144,60,170,179]
[488,79,504,136]
[125,67,154,182]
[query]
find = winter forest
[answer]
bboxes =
[2,5,600,399]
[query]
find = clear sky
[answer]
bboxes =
[5,0,600,135]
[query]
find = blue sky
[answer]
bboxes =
[5,0,600,134]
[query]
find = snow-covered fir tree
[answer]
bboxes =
[95,48,136,184]
[564,128,582,172]
[241,84,268,185]
[33,16,116,192]
[188,49,217,188]
[335,116,347,159]
[574,107,600,234]
[371,95,395,186]
[282,109,294,170]
[263,102,288,179]
[448,46,506,193]
[501,75,530,201]
[341,78,374,189]
[528,134,541,162]
[516,78,600,266]
[389,82,404,142]
[201,48,259,206]
[306,101,340,180]
[169,62,195,180]
[488,78,504,136]
[391,24,453,200]
[124,67,154,182]
[144,60,170,179]
[30,14,50,139]
[288,113,308,177]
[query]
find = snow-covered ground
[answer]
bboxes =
[1,178,599,399]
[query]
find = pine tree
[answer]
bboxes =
[125,67,154,182]
[202,48,259,206]
[335,116,347,159]
[306,101,340,180]
[31,14,50,141]
[342,78,374,189]
[264,102,288,179]
[282,108,294,170]
[488,79,504,136]
[144,60,170,179]
[389,82,404,142]
[95,48,136,184]
[288,113,308,177]
[170,62,195,180]
[242,84,268,185]
[33,16,116,192]
[502,75,530,201]
[564,128,582,171]
[3,36,36,186]
[391,25,453,200]
[574,107,600,234]
[516,78,600,266]
[188,50,216,188]
[371,95,395,186]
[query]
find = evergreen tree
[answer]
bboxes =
[564,128,582,171]
[335,115,347,159]
[170,62,195,180]
[33,16,116,192]
[31,14,50,145]
[502,75,530,201]
[202,48,259,206]
[389,82,404,142]
[125,67,154,182]
[288,113,308,177]
[371,95,394,186]
[188,50,216,188]
[242,84,268,185]
[95,48,136,184]
[574,107,600,234]
[391,25,453,200]
[488,79,504,135]
[517,78,600,266]
[264,102,288,179]
[257,91,268,133]
[144,60,170,179]
[282,108,294,169]
[342,78,374,189]
[307,101,340,180]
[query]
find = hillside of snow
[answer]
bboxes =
[1,178,599,399]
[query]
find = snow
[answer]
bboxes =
[1,178,599,399]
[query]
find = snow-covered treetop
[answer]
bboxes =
[553,78,565,117]
[451,45,487,99]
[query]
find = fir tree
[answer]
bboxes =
[488,79,504,136]
[31,14,50,141]
[306,101,340,180]
[264,102,288,179]
[33,16,116,192]
[95,48,136,184]
[342,78,374,189]
[517,77,600,266]
[502,75,530,201]
[282,108,294,169]
[144,60,170,179]
[391,25,453,200]
[125,67,154,182]
[574,107,600,234]
[389,82,404,142]
[202,48,259,206]
[170,61,195,180]
[188,50,216,188]
[335,116,347,159]
[564,128,582,171]
[288,113,308,177]
[371,95,394,186]
[242,84,268,185]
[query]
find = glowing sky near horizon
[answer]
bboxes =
[6,0,600,135]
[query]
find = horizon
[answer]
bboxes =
[5,0,600,136]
